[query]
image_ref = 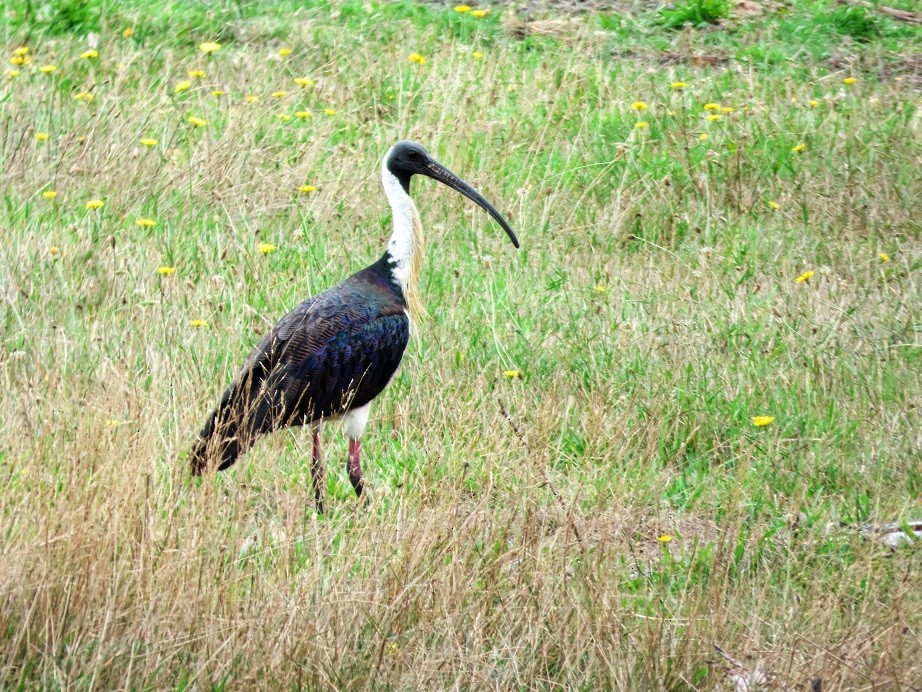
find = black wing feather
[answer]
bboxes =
[190,270,409,474]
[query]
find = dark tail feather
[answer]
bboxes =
[188,407,243,475]
[188,383,273,475]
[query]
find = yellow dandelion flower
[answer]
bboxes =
[808,99,819,107]
[5,69,20,78]
[706,114,721,122]
[593,284,607,294]
[879,252,890,262]
[42,190,57,200]
[187,115,206,127]
[10,56,30,66]
[721,106,734,114]
[294,77,315,87]
[295,110,312,119]
[768,200,780,209]
[272,90,287,98]
[49,246,60,256]
[698,133,708,142]
[245,95,259,103]
[104,418,127,427]
[471,50,483,59]
[843,77,856,85]
[135,218,156,227]
[455,4,472,12]
[671,81,687,89]
[190,319,208,328]
[658,534,673,543]
[212,89,224,96]
[631,101,648,111]
[278,113,292,121]
[199,42,221,53]
[39,64,57,73]
[140,137,158,147]
[35,132,49,141]
[503,370,521,379]
[795,270,814,283]
[258,242,277,255]
[13,47,29,56]
[298,184,317,193]
[471,9,489,17]
[81,49,99,60]
[157,266,176,276]
[703,102,720,111]
[174,80,192,93]
[791,143,806,153]
[635,121,648,129]
[752,416,774,427]
[123,27,135,38]
[74,91,94,102]
[278,48,292,57]
[324,108,336,115]
[188,69,206,78]
[85,199,105,210]
[408,53,426,65]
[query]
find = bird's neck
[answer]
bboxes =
[382,166,426,320]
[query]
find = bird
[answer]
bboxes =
[188,140,519,513]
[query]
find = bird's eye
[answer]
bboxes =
[408,150,419,159]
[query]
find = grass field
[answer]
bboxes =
[1,0,920,687]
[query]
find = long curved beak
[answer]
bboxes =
[422,158,519,249]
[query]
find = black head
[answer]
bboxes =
[386,141,432,185]
[385,140,519,249]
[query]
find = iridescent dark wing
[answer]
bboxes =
[190,269,409,472]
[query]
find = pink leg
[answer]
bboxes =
[311,429,325,514]
[347,438,364,498]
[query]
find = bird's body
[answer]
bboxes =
[189,141,518,511]
[188,258,411,469]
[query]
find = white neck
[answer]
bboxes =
[381,153,422,297]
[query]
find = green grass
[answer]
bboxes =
[657,0,731,29]
[0,0,920,688]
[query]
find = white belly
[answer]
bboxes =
[340,402,372,439]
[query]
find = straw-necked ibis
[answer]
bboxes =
[189,141,518,512]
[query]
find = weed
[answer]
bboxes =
[657,0,730,29]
